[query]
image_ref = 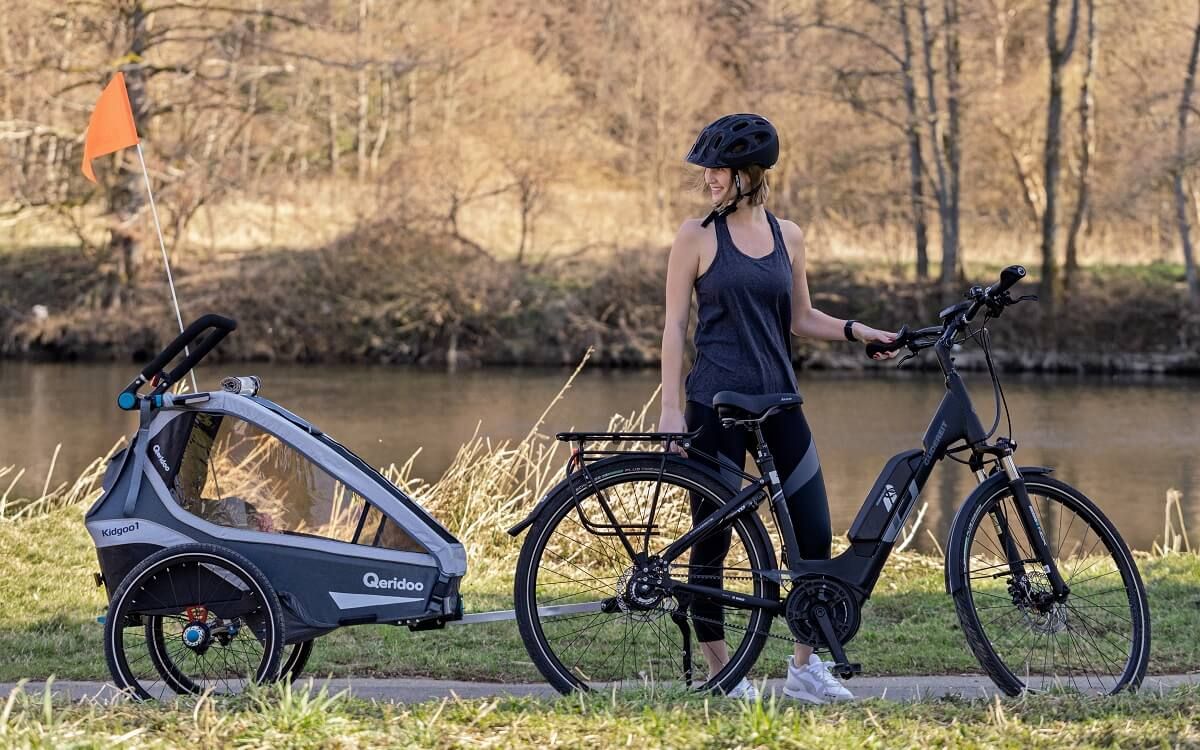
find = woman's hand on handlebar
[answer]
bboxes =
[658,408,689,457]
[855,325,902,360]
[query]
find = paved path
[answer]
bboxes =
[3,674,1197,704]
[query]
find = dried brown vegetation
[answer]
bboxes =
[2,1,1199,365]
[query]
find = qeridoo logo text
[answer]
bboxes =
[101,522,140,538]
[152,444,170,472]
[362,572,424,592]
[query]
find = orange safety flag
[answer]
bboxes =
[81,72,140,183]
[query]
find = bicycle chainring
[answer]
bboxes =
[783,575,862,648]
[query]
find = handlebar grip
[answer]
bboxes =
[865,324,909,358]
[158,324,235,392]
[990,265,1026,296]
[140,314,237,380]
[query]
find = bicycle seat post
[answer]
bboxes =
[743,419,803,570]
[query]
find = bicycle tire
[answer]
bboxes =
[946,476,1150,696]
[514,455,778,694]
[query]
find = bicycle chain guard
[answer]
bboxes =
[783,575,862,649]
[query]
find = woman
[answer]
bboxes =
[659,113,898,703]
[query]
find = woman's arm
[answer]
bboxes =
[661,220,702,427]
[781,220,898,357]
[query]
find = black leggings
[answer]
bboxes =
[684,400,832,642]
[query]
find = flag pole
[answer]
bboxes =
[134,142,198,394]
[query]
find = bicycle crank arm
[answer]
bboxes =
[811,606,862,680]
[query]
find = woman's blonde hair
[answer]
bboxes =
[696,165,770,208]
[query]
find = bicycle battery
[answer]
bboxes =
[847,449,924,545]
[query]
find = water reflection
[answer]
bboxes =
[0,360,1195,553]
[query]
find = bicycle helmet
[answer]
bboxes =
[686,114,779,226]
[685,113,779,170]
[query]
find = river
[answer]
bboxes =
[1,360,1196,554]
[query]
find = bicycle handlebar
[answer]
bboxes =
[118,314,237,409]
[865,325,909,358]
[864,265,1028,360]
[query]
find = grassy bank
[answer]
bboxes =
[3,680,1200,749]
[4,503,1199,683]
[2,223,1197,372]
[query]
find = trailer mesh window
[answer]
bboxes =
[162,411,424,552]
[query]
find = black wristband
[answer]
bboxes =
[844,320,859,342]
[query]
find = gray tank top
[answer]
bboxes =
[685,211,798,407]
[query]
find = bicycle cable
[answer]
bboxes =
[940,309,1014,468]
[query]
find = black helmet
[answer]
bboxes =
[685,113,779,169]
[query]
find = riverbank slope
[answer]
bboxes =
[3,223,1196,373]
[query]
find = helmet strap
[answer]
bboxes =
[700,170,745,228]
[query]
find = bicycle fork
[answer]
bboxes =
[980,455,1070,603]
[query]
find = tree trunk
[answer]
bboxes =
[1040,0,1081,308]
[327,76,339,173]
[370,69,391,173]
[357,0,369,180]
[942,0,962,283]
[1064,0,1097,291]
[917,0,954,287]
[898,0,929,279]
[109,1,151,305]
[1175,3,1200,308]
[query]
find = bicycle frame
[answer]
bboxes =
[548,333,1070,618]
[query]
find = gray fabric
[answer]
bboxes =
[141,392,467,577]
[685,212,798,408]
[137,436,453,571]
[122,400,154,516]
[88,517,196,549]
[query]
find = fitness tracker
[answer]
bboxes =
[844,319,860,342]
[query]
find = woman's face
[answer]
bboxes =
[704,167,733,205]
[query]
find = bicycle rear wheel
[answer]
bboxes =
[514,456,778,694]
[947,475,1150,695]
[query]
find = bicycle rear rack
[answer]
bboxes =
[554,429,706,543]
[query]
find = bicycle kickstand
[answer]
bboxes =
[670,608,694,688]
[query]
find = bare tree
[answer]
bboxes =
[1175,1,1200,307]
[1064,0,1097,291]
[1040,0,1082,307]
[899,0,930,278]
[917,0,963,287]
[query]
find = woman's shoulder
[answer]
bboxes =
[672,216,716,252]
[676,216,713,239]
[769,214,806,258]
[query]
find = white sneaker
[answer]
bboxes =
[783,655,856,704]
[725,677,760,700]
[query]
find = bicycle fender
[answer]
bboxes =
[943,465,1054,596]
[506,453,739,537]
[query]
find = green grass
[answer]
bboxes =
[4,505,1199,683]
[2,679,1199,749]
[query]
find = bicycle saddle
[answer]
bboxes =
[712,391,803,422]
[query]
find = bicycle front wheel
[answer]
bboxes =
[514,456,778,695]
[947,475,1150,695]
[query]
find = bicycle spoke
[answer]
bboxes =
[961,484,1144,695]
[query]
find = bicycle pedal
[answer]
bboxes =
[834,662,862,679]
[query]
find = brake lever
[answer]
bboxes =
[897,351,917,368]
